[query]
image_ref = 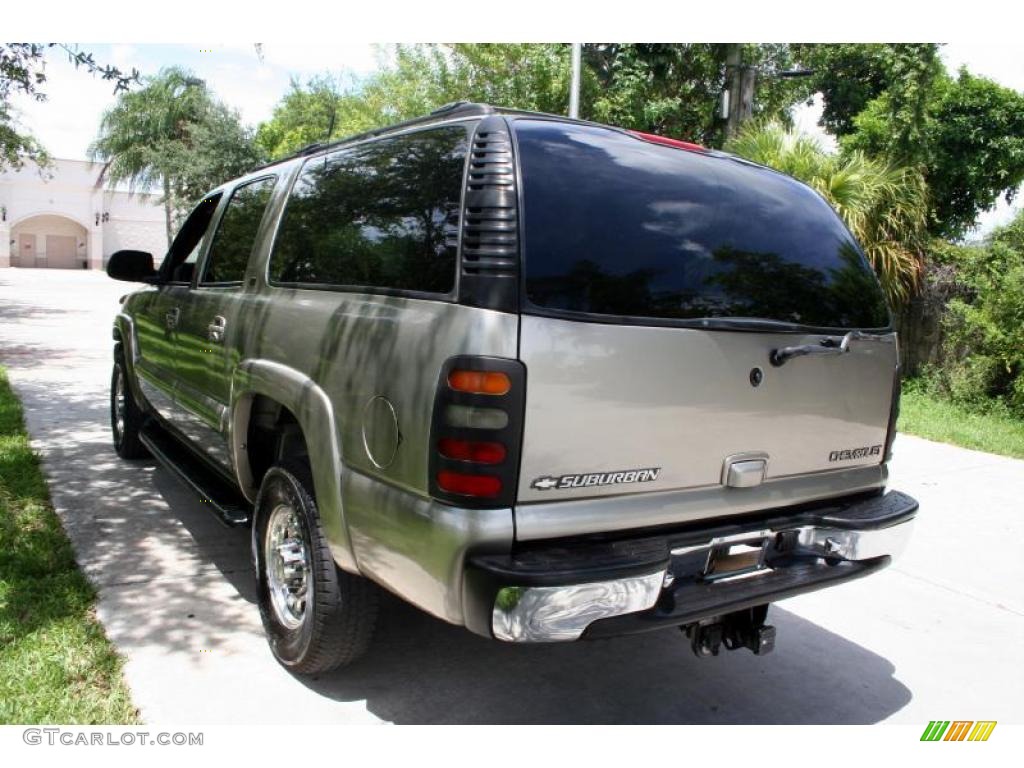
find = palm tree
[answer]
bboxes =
[90,67,211,243]
[725,122,929,303]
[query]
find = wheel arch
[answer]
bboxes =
[112,313,146,405]
[231,359,358,573]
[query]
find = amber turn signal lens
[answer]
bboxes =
[447,370,511,395]
[436,470,502,498]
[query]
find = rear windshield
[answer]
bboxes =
[515,120,890,329]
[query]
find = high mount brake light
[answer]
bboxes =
[627,129,707,153]
[429,356,525,508]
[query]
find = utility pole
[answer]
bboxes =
[569,43,582,119]
[724,44,755,139]
[723,45,813,140]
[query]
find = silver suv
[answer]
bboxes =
[107,102,917,674]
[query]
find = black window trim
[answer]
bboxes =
[158,191,225,287]
[195,174,279,289]
[263,120,476,302]
[508,115,894,336]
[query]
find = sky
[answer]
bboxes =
[9,42,1024,236]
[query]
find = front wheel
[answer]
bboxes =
[254,461,378,674]
[111,346,148,459]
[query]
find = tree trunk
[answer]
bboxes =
[163,177,173,247]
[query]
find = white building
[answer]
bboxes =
[0,158,168,270]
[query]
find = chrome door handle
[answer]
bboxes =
[207,315,226,344]
[165,307,180,329]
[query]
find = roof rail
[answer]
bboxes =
[429,101,494,118]
[295,142,325,156]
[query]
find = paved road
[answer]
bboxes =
[2,267,1022,725]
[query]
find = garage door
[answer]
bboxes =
[44,235,79,269]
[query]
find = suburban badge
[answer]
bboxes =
[530,467,662,491]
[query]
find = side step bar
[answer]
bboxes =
[139,422,251,527]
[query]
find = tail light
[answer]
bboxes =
[429,356,526,508]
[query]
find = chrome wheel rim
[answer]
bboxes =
[265,502,311,630]
[113,365,126,440]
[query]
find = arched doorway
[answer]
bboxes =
[10,214,89,269]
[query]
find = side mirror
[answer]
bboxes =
[106,250,157,283]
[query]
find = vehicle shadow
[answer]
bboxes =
[297,592,912,724]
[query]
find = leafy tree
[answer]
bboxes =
[924,211,1024,415]
[793,44,942,140]
[846,69,1024,238]
[159,102,264,215]
[91,67,264,240]
[586,43,813,146]
[0,43,140,170]
[256,45,577,160]
[256,44,816,161]
[255,75,349,160]
[726,121,929,302]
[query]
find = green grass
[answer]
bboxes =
[0,367,137,724]
[898,386,1024,460]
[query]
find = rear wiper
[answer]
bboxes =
[769,331,893,367]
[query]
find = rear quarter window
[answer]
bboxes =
[268,125,468,295]
[515,119,890,330]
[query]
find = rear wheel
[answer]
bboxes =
[254,461,378,674]
[111,346,148,459]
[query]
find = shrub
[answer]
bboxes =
[922,214,1024,417]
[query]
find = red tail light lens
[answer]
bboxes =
[437,470,502,498]
[437,438,507,464]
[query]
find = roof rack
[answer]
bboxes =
[249,102,496,173]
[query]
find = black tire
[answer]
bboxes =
[254,461,378,674]
[111,345,149,459]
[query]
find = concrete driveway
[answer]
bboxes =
[2,267,1022,725]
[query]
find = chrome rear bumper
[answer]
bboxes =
[470,490,917,643]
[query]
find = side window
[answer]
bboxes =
[200,177,276,285]
[268,125,467,294]
[163,193,222,284]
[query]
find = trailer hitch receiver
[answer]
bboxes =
[684,605,776,657]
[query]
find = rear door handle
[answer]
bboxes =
[165,307,180,329]
[769,331,893,367]
[207,315,226,344]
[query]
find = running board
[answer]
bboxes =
[139,422,251,527]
